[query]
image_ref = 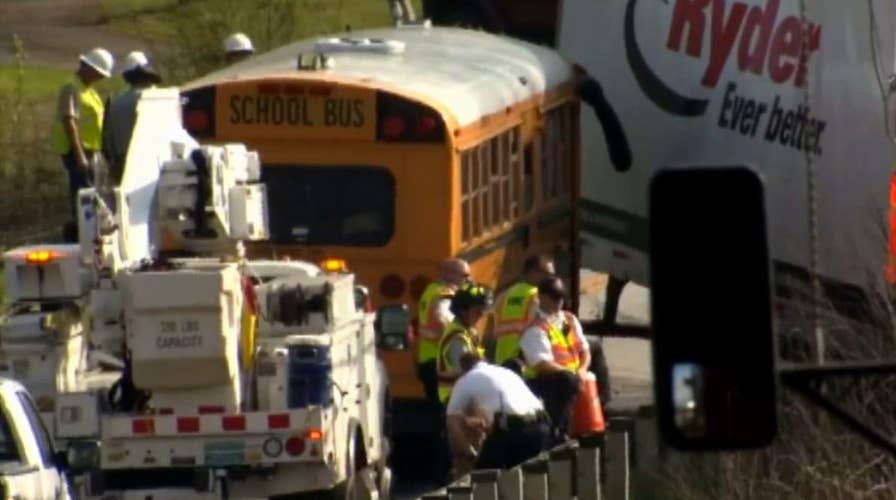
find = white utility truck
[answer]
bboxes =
[0,88,391,499]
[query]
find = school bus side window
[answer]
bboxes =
[541,111,555,200]
[523,142,534,213]
[461,126,523,243]
[541,103,573,202]
[507,129,520,220]
[558,103,572,196]
[472,151,483,236]
[462,155,473,242]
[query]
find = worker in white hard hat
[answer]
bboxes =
[102,51,162,188]
[224,33,255,63]
[51,47,114,239]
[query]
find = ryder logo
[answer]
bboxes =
[667,0,821,89]
[624,0,827,155]
[625,0,822,116]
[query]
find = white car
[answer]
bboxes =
[0,377,72,500]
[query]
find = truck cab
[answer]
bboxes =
[0,377,72,500]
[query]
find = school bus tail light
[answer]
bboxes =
[182,86,216,138]
[380,116,407,140]
[185,110,209,133]
[414,115,439,137]
[376,91,445,143]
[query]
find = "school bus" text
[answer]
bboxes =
[229,95,366,128]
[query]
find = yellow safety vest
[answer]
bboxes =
[52,78,105,155]
[521,313,581,379]
[416,281,454,364]
[436,320,485,403]
[493,282,538,366]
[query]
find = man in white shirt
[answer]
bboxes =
[445,352,551,476]
[518,277,591,441]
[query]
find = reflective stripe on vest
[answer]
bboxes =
[436,321,483,403]
[416,282,453,364]
[493,282,538,366]
[522,312,580,379]
[52,78,105,155]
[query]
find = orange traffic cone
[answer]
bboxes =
[572,371,606,436]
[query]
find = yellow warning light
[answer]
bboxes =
[25,250,60,265]
[320,258,348,273]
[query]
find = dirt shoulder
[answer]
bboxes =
[0,0,148,67]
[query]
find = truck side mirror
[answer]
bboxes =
[64,440,101,474]
[649,166,778,451]
[374,304,410,350]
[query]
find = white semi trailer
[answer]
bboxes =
[558,0,896,329]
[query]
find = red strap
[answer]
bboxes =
[241,276,258,314]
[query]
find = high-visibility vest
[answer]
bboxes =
[493,282,538,366]
[416,281,454,364]
[521,312,581,379]
[436,320,485,403]
[52,78,105,155]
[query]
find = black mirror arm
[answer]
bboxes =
[578,76,633,172]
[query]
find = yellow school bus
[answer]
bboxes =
[181,24,580,446]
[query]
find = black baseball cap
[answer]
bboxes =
[537,276,566,300]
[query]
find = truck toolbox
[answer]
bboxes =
[123,263,242,389]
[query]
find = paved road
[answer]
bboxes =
[396,270,654,499]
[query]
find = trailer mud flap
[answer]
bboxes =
[204,441,245,466]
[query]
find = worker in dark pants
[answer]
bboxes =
[416,258,471,406]
[445,352,551,475]
[51,48,114,241]
[519,277,588,443]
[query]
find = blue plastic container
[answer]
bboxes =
[287,345,333,408]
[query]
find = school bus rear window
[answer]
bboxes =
[261,165,396,246]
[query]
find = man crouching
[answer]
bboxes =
[445,352,551,479]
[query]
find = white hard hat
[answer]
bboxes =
[79,47,114,78]
[224,33,255,54]
[121,51,150,74]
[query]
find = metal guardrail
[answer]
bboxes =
[419,418,636,500]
